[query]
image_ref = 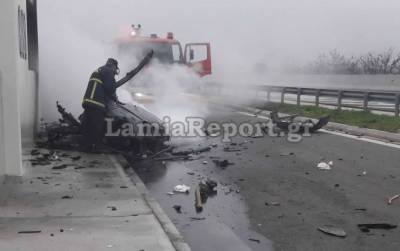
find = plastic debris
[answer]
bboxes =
[248,238,261,243]
[107,206,117,211]
[49,152,59,161]
[358,223,397,232]
[317,161,333,170]
[18,230,42,234]
[71,156,81,161]
[265,202,280,206]
[30,149,41,156]
[174,185,190,193]
[212,159,234,168]
[388,194,400,205]
[318,225,346,237]
[190,217,206,221]
[52,164,69,170]
[355,208,367,211]
[195,186,203,212]
[195,180,218,212]
[173,205,182,214]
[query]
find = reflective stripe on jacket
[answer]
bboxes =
[82,66,116,110]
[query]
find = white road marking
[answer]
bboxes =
[236,111,271,121]
[319,129,400,149]
[237,111,400,149]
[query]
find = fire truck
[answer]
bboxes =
[116,25,212,103]
[117,25,212,76]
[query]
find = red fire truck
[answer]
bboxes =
[117,25,212,76]
[116,25,212,103]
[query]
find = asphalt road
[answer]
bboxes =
[129,104,400,251]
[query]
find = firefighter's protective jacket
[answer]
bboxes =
[82,65,116,110]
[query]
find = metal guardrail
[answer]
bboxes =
[205,83,400,116]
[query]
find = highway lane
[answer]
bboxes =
[129,104,400,251]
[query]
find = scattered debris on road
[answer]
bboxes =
[30,149,41,156]
[280,152,295,157]
[270,111,330,133]
[52,164,69,170]
[212,159,234,168]
[107,206,117,211]
[71,156,82,161]
[248,238,261,243]
[355,208,367,211]
[195,180,218,212]
[18,230,42,234]
[223,146,242,152]
[172,146,211,156]
[358,223,397,232]
[174,184,190,193]
[61,195,73,199]
[317,161,333,170]
[265,201,280,206]
[190,217,206,221]
[318,225,347,238]
[195,186,203,212]
[388,194,400,205]
[173,205,182,214]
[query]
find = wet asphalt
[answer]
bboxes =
[128,105,400,251]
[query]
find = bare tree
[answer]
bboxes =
[300,49,400,75]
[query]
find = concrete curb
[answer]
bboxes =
[109,155,191,251]
[209,97,400,144]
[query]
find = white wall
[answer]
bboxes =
[0,70,5,178]
[21,70,38,144]
[0,0,38,176]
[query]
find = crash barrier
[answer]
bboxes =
[204,82,400,117]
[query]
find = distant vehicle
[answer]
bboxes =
[116,25,212,103]
[117,25,212,76]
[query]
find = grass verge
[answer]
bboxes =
[259,103,400,133]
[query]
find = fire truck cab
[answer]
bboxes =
[117,25,212,77]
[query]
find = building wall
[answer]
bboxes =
[0,0,38,176]
[0,70,5,178]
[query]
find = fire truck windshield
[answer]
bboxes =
[119,42,183,64]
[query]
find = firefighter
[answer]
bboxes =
[81,51,153,151]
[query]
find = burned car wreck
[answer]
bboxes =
[270,111,330,133]
[42,101,169,154]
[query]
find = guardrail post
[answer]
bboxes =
[281,88,286,104]
[363,92,369,112]
[337,91,343,110]
[315,89,320,107]
[297,88,301,106]
[395,93,400,117]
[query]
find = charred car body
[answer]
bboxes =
[44,101,169,154]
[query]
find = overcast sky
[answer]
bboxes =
[39,0,400,61]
